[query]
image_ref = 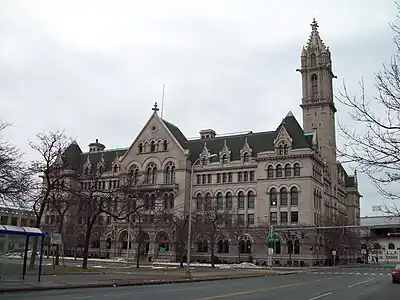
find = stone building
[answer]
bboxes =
[47,19,361,266]
[0,206,36,253]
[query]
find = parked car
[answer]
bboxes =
[391,264,400,283]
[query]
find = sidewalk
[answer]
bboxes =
[0,268,299,293]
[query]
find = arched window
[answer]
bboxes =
[169,193,174,209]
[280,187,288,206]
[294,163,301,176]
[388,243,395,250]
[311,74,318,99]
[150,141,156,152]
[204,193,212,209]
[216,192,223,210]
[243,152,249,162]
[294,240,300,254]
[247,191,255,209]
[238,191,245,209]
[239,236,252,254]
[165,162,176,184]
[163,140,168,151]
[113,164,118,173]
[196,193,203,210]
[138,143,143,153]
[267,165,274,178]
[276,164,282,177]
[290,187,299,206]
[225,192,233,209]
[270,188,277,206]
[310,53,316,67]
[152,167,157,184]
[163,193,169,210]
[284,164,291,177]
[222,154,228,164]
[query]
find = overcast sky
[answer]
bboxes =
[0,0,397,217]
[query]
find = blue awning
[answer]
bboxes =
[0,225,45,237]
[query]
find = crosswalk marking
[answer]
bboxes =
[311,271,390,276]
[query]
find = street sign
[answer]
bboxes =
[332,250,337,256]
[51,233,62,245]
[159,247,166,254]
[267,234,278,242]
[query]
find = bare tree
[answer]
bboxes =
[336,3,400,214]
[159,208,189,268]
[48,184,78,265]
[193,194,227,267]
[0,122,33,207]
[227,219,250,263]
[28,130,72,268]
[277,225,310,266]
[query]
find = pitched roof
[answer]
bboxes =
[62,113,313,172]
[184,114,313,161]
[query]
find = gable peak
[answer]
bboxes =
[286,110,294,117]
[152,102,159,113]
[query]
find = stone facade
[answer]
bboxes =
[46,19,361,266]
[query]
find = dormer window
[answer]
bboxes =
[84,167,89,176]
[221,154,228,164]
[278,141,289,156]
[243,152,249,163]
[113,164,119,173]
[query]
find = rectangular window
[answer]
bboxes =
[237,172,242,182]
[207,174,212,184]
[280,212,288,224]
[291,211,299,223]
[247,213,254,225]
[197,175,201,184]
[228,172,233,182]
[217,173,221,183]
[249,171,255,181]
[270,212,278,224]
[238,214,245,225]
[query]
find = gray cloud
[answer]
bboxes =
[0,0,398,216]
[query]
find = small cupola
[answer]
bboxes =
[200,129,217,139]
[89,139,106,152]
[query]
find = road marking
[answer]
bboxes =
[348,278,375,288]
[308,292,332,300]
[194,277,338,300]
[72,297,93,299]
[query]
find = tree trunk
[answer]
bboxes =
[179,242,184,268]
[136,243,141,268]
[210,242,215,268]
[55,217,64,266]
[82,221,95,269]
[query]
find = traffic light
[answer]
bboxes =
[386,232,391,239]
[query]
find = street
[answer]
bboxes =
[1,266,398,300]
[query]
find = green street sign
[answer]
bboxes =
[267,234,278,242]
[159,247,166,254]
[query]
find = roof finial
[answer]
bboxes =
[152,102,159,112]
[311,18,319,32]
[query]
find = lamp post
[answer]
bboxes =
[186,153,217,279]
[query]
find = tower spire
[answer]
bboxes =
[306,18,326,51]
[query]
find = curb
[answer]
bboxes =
[0,272,299,293]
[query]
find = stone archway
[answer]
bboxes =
[154,231,170,258]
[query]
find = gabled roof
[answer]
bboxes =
[161,119,188,147]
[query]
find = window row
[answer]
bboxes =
[129,162,176,185]
[197,236,253,254]
[199,151,251,166]
[267,163,301,179]
[81,179,120,191]
[196,191,255,210]
[269,211,299,224]
[195,213,255,228]
[138,140,168,154]
[269,187,299,206]
[196,171,255,185]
